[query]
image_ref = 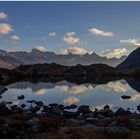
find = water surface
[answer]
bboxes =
[1,79,140,111]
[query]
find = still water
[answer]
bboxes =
[1,79,140,111]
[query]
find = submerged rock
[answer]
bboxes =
[121,95,131,100]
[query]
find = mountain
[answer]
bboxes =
[117,48,140,69]
[0,48,127,69]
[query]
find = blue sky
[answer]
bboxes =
[0,1,140,58]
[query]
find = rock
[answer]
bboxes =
[6,102,13,105]
[63,110,78,118]
[10,105,17,110]
[121,95,131,99]
[104,105,110,109]
[51,108,62,115]
[49,103,58,107]
[58,104,64,110]
[82,113,94,118]
[66,118,80,127]
[34,101,43,107]
[137,105,140,112]
[32,106,40,113]
[18,95,25,100]
[26,100,36,103]
[64,104,78,110]
[78,105,91,113]
[42,105,50,113]
[115,108,132,116]
[20,104,26,108]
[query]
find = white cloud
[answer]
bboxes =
[63,36,80,44]
[102,48,128,58]
[89,27,113,36]
[0,23,13,34]
[60,47,87,55]
[0,12,8,19]
[64,96,79,104]
[66,32,76,36]
[101,80,128,93]
[120,38,140,47]
[11,35,20,41]
[60,85,92,94]
[34,45,47,52]
[48,32,56,37]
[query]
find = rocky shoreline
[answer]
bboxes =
[1,99,140,138]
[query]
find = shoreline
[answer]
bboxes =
[1,100,140,138]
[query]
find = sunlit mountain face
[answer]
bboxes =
[0,79,139,111]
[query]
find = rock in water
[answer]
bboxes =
[121,95,131,100]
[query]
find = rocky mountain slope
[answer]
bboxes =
[117,48,140,69]
[0,49,127,69]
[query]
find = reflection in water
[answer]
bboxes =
[1,78,140,111]
[100,80,128,93]
[60,85,94,94]
[130,93,140,101]
[64,96,80,104]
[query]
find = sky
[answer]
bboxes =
[0,1,140,58]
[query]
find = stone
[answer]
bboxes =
[78,105,91,113]
[64,104,77,109]
[18,95,25,100]
[82,113,94,118]
[63,110,78,118]
[34,101,43,107]
[21,104,26,108]
[104,105,110,109]
[58,104,64,110]
[121,95,131,100]
[49,103,58,107]
[26,100,36,103]
[115,108,131,116]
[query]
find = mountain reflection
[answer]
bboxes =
[7,79,140,94]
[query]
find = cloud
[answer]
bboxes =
[63,36,80,44]
[66,32,76,36]
[64,96,79,104]
[101,80,128,93]
[48,32,56,37]
[0,23,13,34]
[89,27,113,36]
[102,48,128,58]
[34,45,47,52]
[60,47,87,55]
[11,35,20,41]
[60,85,92,94]
[120,38,140,47]
[0,12,8,19]
[35,88,47,95]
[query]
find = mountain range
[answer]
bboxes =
[0,48,127,69]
